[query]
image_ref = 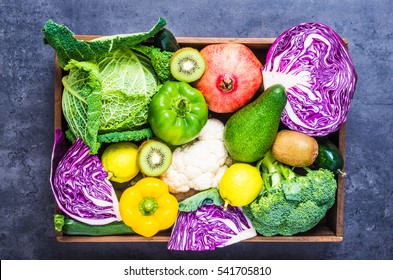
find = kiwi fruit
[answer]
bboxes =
[170,47,206,83]
[137,140,172,177]
[272,130,319,167]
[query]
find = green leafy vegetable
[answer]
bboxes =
[45,19,174,154]
[61,48,160,153]
[43,17,167,68]
[62,60,102,153]
[97,127,153,143]
[131,44,174,82]
[178,188,224,212]
[97,48,159,133]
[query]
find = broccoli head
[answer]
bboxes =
[243,150,337,236]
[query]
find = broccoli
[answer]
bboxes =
[243,150,337,236]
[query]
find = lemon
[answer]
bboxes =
[101,142,140,183]
[219,163,263,208]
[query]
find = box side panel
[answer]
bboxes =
[54,54,63,131]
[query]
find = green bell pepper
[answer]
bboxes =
[148,81,208,146]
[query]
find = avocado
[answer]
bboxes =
[223,84,287,163]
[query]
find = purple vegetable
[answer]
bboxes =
[263,22,357,136]
[50,129,121,225]
[167,204,256,251]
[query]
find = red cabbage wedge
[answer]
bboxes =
[263,22,357,136]
[50,129,121,225]
[168,204,256,251]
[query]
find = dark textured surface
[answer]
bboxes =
[1,0,392,260]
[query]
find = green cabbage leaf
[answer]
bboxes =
[62,49,159,154]
[42,17,167,68]
[97,48,158,133]
[62,60,102,154]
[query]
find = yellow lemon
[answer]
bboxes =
[219,163,263,208]
[101,142,139,183]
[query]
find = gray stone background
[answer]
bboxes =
[1,0,392,260]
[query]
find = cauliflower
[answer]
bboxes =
[161,118,232,193]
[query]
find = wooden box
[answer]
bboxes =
[54,36,346,243]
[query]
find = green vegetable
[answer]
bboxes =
[153,28,180,52]
[44,19,175,154]
[62,60,102,153]
[42,17,167,68]
[98,49,159,133]
[314,138,345,176]
[131,44,174,83]
[243,150,337,236]
[97,127,153,143]
[178,188,224,212]
[61,49,160,154]
[148,81,208,146]
[54,214,135,236]
[223,84,287,163]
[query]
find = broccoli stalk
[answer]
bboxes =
[244,150,337,237]
[260,150,296,184]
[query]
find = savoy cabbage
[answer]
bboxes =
[62,49,160,154]
[44,18,173,154]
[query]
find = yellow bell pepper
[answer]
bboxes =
[119,177,178,237]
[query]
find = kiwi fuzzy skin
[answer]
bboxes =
[271,130,318,167]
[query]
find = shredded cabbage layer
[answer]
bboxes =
[51,129,121,225]
[263,22,357,136]
[168,204,256,251]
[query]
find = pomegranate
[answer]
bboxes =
[194,43,263,113]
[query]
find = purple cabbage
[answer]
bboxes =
[263,22,357,136]
[50,129,121,225]
[167,204,256,251]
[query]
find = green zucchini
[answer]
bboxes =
[54,214,135,236]
[153,28,180,52]
[314,138,345,176]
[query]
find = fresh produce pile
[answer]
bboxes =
[45,17,357,251]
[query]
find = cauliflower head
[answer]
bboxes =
[161,119,232,193]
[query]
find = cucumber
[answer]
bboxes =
[313,138,345,176]
[153,28,180,52]
[54,214,135,236]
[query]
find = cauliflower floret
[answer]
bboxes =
[198,118,226,141]
[161,119,232,194]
